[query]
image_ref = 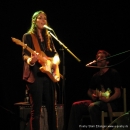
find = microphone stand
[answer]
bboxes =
[59,47,65,104]
[48,31,81,130]
[48,31,81,62]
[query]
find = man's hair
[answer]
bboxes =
[96,50,111,61]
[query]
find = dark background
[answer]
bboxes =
[0,1,130,130]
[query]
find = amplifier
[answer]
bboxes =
[15,103,64,130]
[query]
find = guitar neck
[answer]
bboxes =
[24,45,46,63]
[11,37,49,63]
[24,45,35,55]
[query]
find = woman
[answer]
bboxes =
[22,10,60,130]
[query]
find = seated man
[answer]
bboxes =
[67,50,122,130]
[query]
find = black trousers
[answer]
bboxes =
[27,76,57,130]
[68,100,92,130]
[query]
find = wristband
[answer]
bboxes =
[27,58,35,66]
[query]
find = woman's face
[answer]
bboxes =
[35,12,47,30]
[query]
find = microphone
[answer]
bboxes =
[43,25,53,31]
[86,57,101,66]
[86,60,97,66]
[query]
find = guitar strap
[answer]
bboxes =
[31,33,42,55]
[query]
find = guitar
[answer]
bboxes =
[95,88,112,99]
[11,37,61,82]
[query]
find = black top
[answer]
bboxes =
[89,68,122,105]
[89,68,121,92]
[22,33,56,57]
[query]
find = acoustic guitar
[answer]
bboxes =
[95,88,112,98]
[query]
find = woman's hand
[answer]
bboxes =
[30,51,39,64]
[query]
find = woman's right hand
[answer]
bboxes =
[30,51,39,64]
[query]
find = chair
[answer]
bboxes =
[101,87,127,130]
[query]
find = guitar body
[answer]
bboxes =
[95,88,111,98]
[39,56,60,82]
[11,37,60,82]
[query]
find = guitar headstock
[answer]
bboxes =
[11,37,25,47]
